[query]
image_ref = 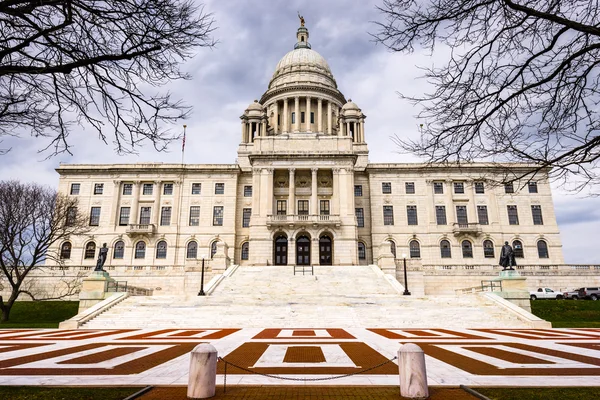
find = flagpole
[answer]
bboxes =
[181,124,187,165]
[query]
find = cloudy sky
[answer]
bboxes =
[1,0,598,263]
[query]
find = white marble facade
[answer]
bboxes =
[47,23,564,277]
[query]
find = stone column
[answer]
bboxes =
[360,120,365,142]
[312,237,320,266]
[274,101,279,134]
[468,179,477,223]
[267,168,274,216]
[294,96,300,132]
[306,96,312,132]
[289,237,296,266]
[261,119,267,137]
[260,168,271,217]
[426,180,436,225]
[130,181,141,225]
[346,122,351,138]
[332,168,340,216]
[252,168,261,216]
[445,179,455,225]
[317,98,323,133]
[111,180,121,226]
[311,168,318,215]
[241,120,246,143]
[327,101,332,134]
[152,181,161,226]
[289,168,296,215]
[283,98,289,133]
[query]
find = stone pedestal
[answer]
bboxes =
[187,343,217,399]
[211,242,230,273]
[378,253,396,275]
[492,270,531,312]
[78,271,115,313]
[398,343,429,399]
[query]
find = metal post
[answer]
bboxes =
[402,255,411,296]
[198,257,206,296]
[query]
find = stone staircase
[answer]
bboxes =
[82,265,529,329]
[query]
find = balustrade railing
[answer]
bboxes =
[267,214,341,225]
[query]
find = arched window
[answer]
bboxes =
[60,242,72,259]
[113,241,124,259]
[84,242,96,259]
[211,241,218,259]
[358,242,366,260]
[512,240,524,258]
[389,240,396,258]
[462,240,473,258]
[241,242,249,260]
[156,240,167,259]
[135,241,146,259]
[409,240,420,258]
[186,241,198,259]
[483,240,495,258]
[537,240,549,258]
[440,240,451,258]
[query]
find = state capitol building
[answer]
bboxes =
[46,22,564,294]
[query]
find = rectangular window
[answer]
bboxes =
[477,205,489,225]
[122,183,133,195]
[310,112,314,124]
[291,112,296,124]
[531,205,544,225]
[189,206,200,226]
[191,183,201,195]
[160,207,171,226]
[215,183,225,194]
[474,181,485,194]
[435,206,447,225]
[70,183,80,195]
[505,183,514,194]
[139,207,151,224]
[242,208,251,227]
[119,207,130,226]
[94,183,104,195]
[320,200,330,215]
[507,205,519,225]
[356,208,364,227]
[433,182,444,194]
[298,200,309,215]
[383,206,394,225]
[456,205,468,225]
[244,185,252,197]
[89,207,101,226]
[66,207,77,226]
[277,200,287,215]
[407,205,418,225]
[528,182,538,193]
[163,183,173,195]
[142,183,153,195]
[382,182,392,194]
[213,206,224,226]
[354,185,363,197]
[277,114,280,126]
[453,182,464,194]
[405,182,415,194]
[301,111,305,123]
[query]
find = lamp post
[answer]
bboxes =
[198,254,207,296]
[401,253,411,296]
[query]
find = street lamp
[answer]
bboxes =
[401,253,411,296]
[198,254,207,296]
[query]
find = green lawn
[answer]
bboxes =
[0,301,79,328]
[477,387,600,400]
[0,386,141,400]
[530,299,600,328]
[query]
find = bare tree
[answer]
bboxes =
[0,180,89,322]
[0,0,216,156]
[373,0,600,192]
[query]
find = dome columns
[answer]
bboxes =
[268,95,340,135]
[340,99,367,143]
[240,100,267,144]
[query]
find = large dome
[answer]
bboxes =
[273,48,333,80]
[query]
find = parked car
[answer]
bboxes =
[577,287,600,300]
[562,289,581,300]
[530,287,563,300]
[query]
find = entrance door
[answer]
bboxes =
[274,235,288,265]
[319,235,332,265]
[296,236,311,265]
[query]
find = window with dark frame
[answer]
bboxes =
[389,241,396,257]
[531,205,544,225]
[160,207,172,226]
[241,242,249,260]
[215,183,225,194]
[66,207,77,226]
[156,241,167,259]
[310,112,315,124]
[440,240,451,258]
[70,183,80,195]
[320,200,330,215]
[277,200,287,215]
[435,206,447,225]
[456,205,468,225]
[94,183,104,195]
[474,181,485,194]
[189,206,200,226]
[244,186,252,197]
[528,182,538,193]
[462,240,473,258]
[186,241,198,259]
[507,205,519,225]
[163,183,173,195]
[60,242,71,259]
[298,200,309,215]
[537,240,549,258]
[142,183,153,195]
[477,205,489,225]
[410,240,421,258]
[453,182,465,194]
[505,183,514,194]
[191,183,201,195]
[433,182,444,194]
[356,208,364,227]
[301,112,305,123]
[407,205,418,225]
[84,242,96,259]
[242,208,251,227]
[213,206,224,226]
[354,185,363,197]
[89,207,101,226]
[139,207,151,224]
[122,183,133,195]
[135,241,146,259]
[483,240,495,258]
[513,240,524,258]
[292,112,296,124]
[382,182,392,194]
[113,241,124,259]
[358,242,366,260]
[119,207,130,226]
[383,206,394,225]
[405,182,415,194]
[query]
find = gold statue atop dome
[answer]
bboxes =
[298,12,305,27]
